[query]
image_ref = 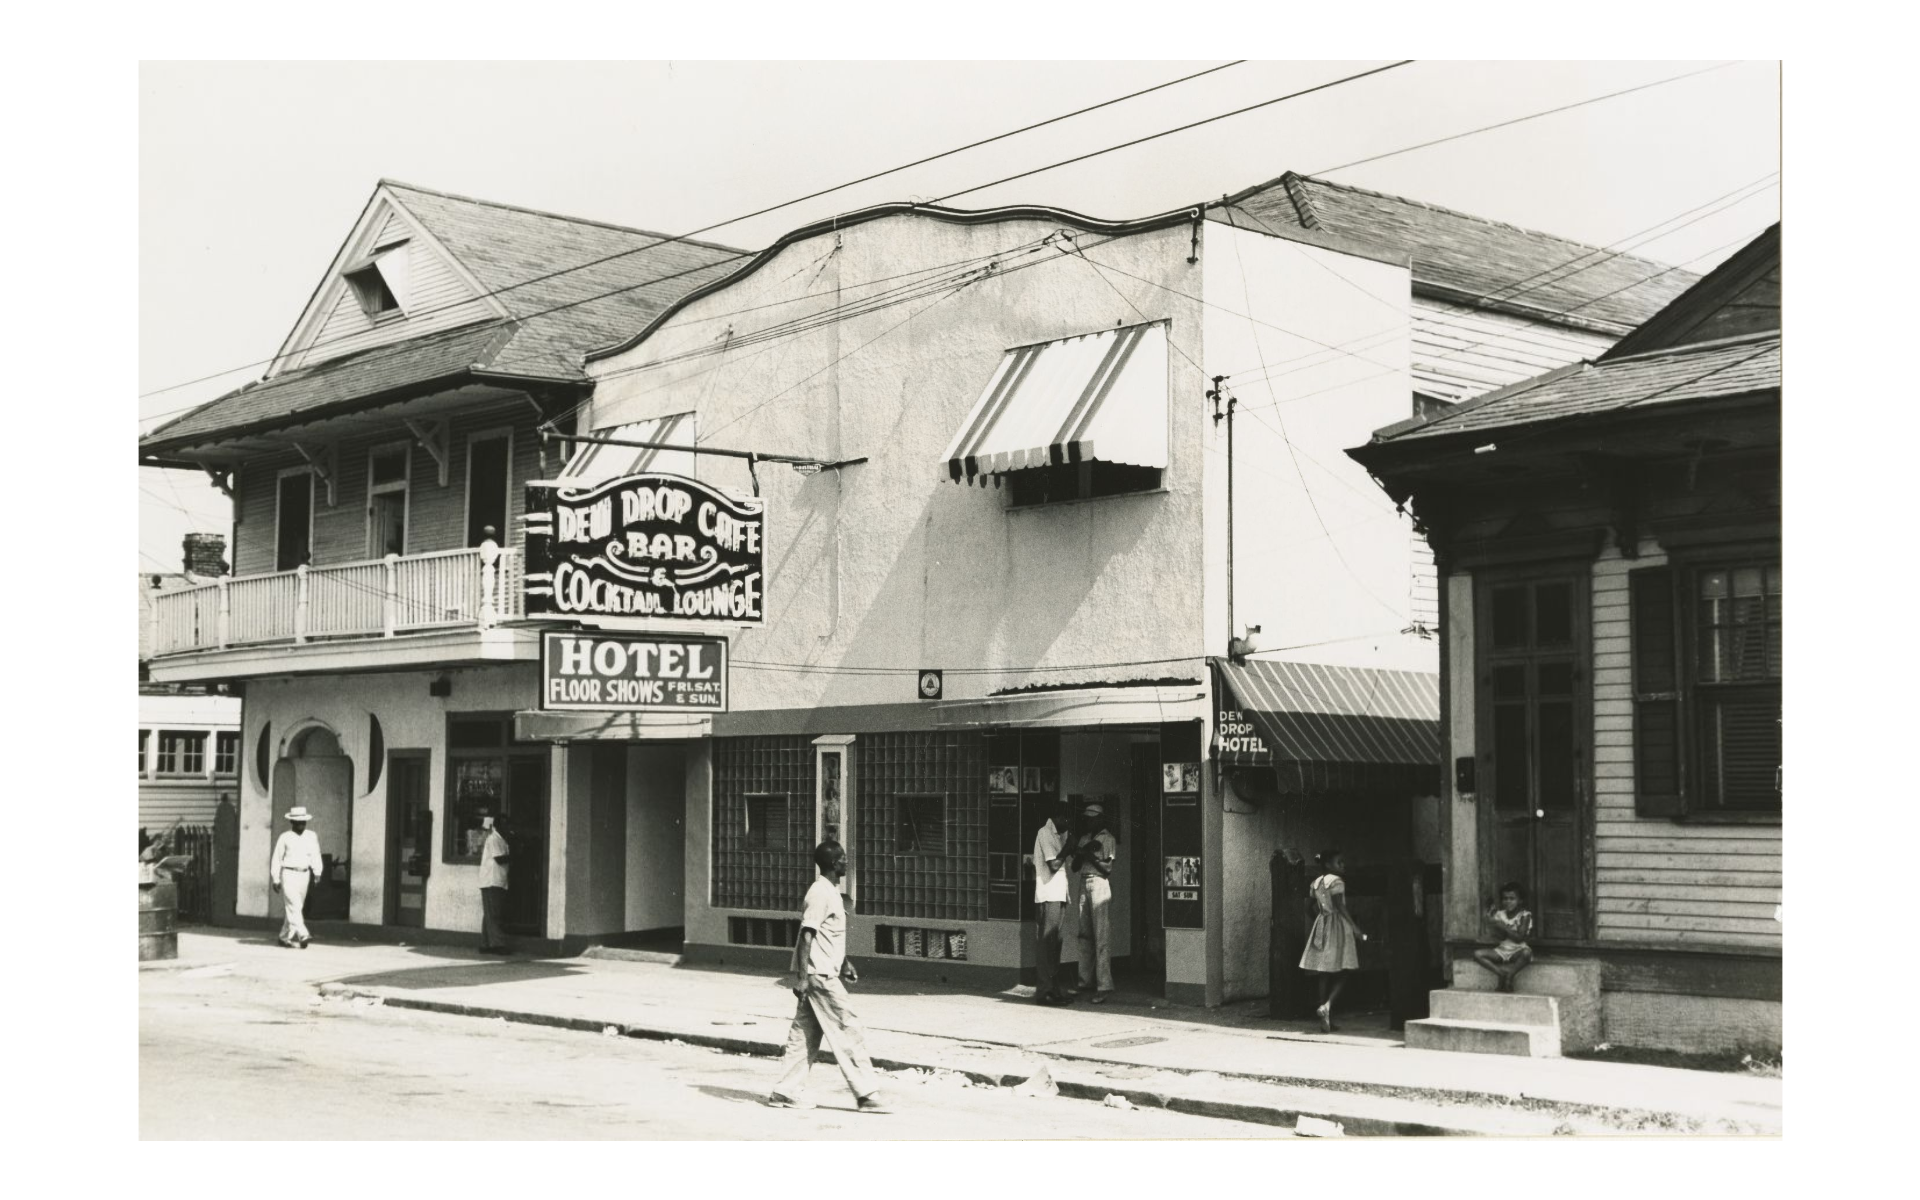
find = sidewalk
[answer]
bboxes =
[163,929,1781,1136]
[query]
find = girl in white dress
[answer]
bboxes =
[1297,849,1368,1032]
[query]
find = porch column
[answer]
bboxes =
[546,739,570,942]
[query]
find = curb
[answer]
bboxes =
[314,983,1529,1135]
[140,959,238,974]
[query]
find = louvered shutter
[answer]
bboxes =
[1629,566,1686,817]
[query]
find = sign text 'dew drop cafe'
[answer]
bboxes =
[523,473,765,623]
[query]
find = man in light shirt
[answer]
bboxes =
[1067,800,1119,1002]
[767,841,890,1114]
[271,807,324,949]
[1031,798,1072,1006]
[478,814,512,955]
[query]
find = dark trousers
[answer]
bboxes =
[1035,900,1066,997]
[480,886,508,948]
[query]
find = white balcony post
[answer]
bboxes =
[295,563,310,644]
[217,578,231,650]
[383,554,399,637]
[478,529,501,629]
[149,593,163,657]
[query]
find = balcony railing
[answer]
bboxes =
[147,546,523,656]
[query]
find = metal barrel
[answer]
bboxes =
[140,879,179,961]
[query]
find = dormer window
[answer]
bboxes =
[344,240,410,320]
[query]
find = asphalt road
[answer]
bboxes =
[140,951,1287,1140]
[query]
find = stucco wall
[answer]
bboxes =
[1602,992,1782,1056]
[237,665,541,931]
[627,744,688,931]
[1200,223,1430,675]
[586,215,1211,708]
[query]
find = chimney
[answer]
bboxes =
[183,532,228,578]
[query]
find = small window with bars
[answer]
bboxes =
[156,731,207,777]
[894,794,948,855]
[213,731,240,777]
[745,793,789,851]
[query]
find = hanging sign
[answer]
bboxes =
[523,474,765,623]
[1211,661,1274,767]
[540,631,728,712]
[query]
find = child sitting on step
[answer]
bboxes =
[1473,883,1534,992]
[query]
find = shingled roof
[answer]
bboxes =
[1225,172,1700,334]
[142,182,747,454]
[1355,225,1780,450]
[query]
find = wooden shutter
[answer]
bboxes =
[1629,566,1685,817]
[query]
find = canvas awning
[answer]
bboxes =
[940,321,1169,482]
[562,411,698,486]
[1212,659,1440,771]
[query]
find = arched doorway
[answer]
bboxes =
[270,723,355,923]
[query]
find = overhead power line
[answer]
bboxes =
[137,60,1249,410]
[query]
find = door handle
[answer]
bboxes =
[1535,809,1544,818]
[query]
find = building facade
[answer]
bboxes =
[140,174,1697,1008]
[1349,226,1782,1053]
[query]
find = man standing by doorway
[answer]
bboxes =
[479,814,512,955]
[1032,798,1072,1005]
[767,841,890,1114]
[271,807,323,949]
[1068,800,1118,1002]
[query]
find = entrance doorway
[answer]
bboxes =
[269,724,354,923]
[1478,573,1590,942]
[384,751,431,928]
[447,714,548,937]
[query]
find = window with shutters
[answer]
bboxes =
[745,793,789,852]
[894,794,948,856]
[1629,559,1781,818]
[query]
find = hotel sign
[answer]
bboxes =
[524,474,765,623]
[540,632,728,712]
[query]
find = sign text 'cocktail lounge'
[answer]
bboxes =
[524,474,766,622]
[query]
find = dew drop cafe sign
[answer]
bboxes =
[524,474,765,622]
[540,632,728,712]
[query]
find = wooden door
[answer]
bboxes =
[1127,741,1164,981]
[384,753,431,928]
[1479,574,1589,942]
[503,754,548,935]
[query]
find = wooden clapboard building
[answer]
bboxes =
[1349,225,1782,1055]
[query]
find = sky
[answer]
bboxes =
[138,59,1781,572]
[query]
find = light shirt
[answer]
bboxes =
[480,830,510,890]
[1491,907,1533,952]
[272,829,324,880]
[1072,830,1118,878]
[1032,820,1068,903]
[799,876,847,976]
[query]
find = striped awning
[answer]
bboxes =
[563,411,697,486]
[1212,659,1440,768]
[940,321,1169,483]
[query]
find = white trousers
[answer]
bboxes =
[279,871,312,943]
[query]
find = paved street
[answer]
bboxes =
[140,945,1286,1139]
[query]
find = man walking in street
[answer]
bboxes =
[767,841,890,1114]
[1067,800,1119,1002]
[1032,798,1073,1005]
[270,807,323,949]
[478,814,512,955]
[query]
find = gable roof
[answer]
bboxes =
[1354,225,1781,452]
[1601,223,1779,360]
[1225,172,1700,334]
[142,182,747,454]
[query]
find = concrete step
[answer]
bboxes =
[1429,988,1560,1028]
[1451,957,1602,1052]
[1404,1017,1562,1058]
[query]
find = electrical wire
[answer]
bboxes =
[138,60,1251,409]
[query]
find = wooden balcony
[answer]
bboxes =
[148,546,524,657]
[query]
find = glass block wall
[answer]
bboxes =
[712,736,817,911]
[856,732,989,920]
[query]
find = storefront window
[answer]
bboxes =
[443,714,543,863]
